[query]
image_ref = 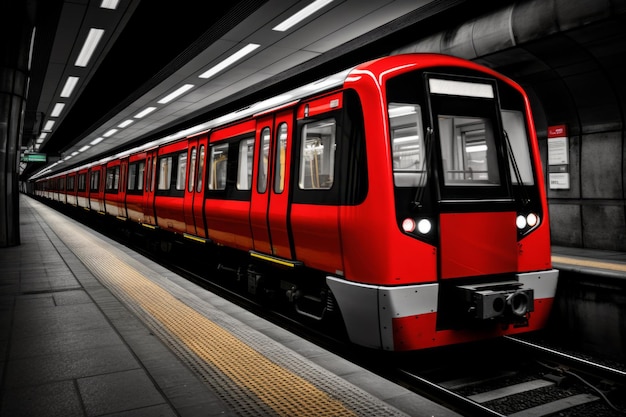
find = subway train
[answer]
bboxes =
[32,53,559,352]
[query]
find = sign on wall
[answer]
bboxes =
[547,124,570,190]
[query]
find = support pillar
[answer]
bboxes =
[1,0,35,247]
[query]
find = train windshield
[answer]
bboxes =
[389,103,426,187]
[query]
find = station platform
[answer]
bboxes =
[0,195,458,417]
[551,245,626,280]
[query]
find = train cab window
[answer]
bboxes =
[188,147,197,192]
[237,138,254,190]
[90,171,100,192]
[438,115,500,186]
[105,166,120,192]
[157,156,173,190]
[389,103,426,187]
[196,145,205,192]
[502,110,534,185]
[258,127,270,193]
[176,153,187,191]
[78,173,86,192]
[298,118,336,190]
[274,123,288,193]
[208,143,228,190]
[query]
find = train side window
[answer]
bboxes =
[258,127,270,193]
[127,161,145,193]
[127,164,137,191]
[67,176,75,191]
[237,138,254,190]
[208,143,228,190]
[106,166,120,193]
[157,156,173,190]
[188,147,197,192]
[298,118,336,190]
[90,171,100,192]
[78,173,86,192]
[137,161,145,190]
[196,145,205,192]
[176,152,187,191]
[274,123,288,193]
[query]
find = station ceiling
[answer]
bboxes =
[18,0,625,181]
[20,0,513,179]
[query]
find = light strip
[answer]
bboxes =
[118,119,134,128]
[60,76,79,97]
[272,0,333,32]
[43,120,55,131]
[103,128,118,137]
[158,84,195,104]
[75,28,105,67]
[100,0,119,9]
[134,106,157,118]
[90,137,104,145]
[199,43,260,79]
[51,103,65,117]
[79,145,90,152]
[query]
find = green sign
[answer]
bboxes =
[21,152,47,162]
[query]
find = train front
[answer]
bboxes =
[327,54,559,351]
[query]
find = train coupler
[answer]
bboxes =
[457,281,534,321]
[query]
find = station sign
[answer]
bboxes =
[547,124,569,190]
[21,152,47,163]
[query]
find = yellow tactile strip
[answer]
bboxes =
[33,202,408,417]
[552,255,626,273]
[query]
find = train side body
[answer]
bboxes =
[32,53,557,352]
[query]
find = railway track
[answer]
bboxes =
[395,336,626,416]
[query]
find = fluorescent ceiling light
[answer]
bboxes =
[60,76,79,97]
[91,137,104,145]
[134,106,157,118]
[71,151,79,156]
[103,128,118,137]
[118,119,134,128]
[272,0,333,32]
[51,103,65,117]
[199,43,260,79]
[75,28,105,67]
[43,120,55,131]
[38,132,48,140]
[158,84,195,104]
[79,145,90,152]
[100,0,119,9]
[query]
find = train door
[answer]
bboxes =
[250,109,295,259]
[183,135,208,237]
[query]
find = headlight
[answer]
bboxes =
[517,212,540,232]
[417,219,432,234]
[402,218,416,233]
[402,218,432,235]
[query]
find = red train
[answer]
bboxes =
[32,53,559,351]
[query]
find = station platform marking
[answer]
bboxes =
[31,201,409,417]
[552,255,626,273]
